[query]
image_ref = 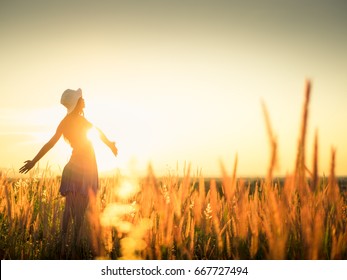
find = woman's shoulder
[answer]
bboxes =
[60,114,73,125]
[58,114,93,130]
[56,115,69,131]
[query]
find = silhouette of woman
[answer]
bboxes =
[19,88,117,253]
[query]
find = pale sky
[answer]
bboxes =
[1,0,346,177]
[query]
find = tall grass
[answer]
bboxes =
[1,81,346,259]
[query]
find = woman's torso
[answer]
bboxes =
[61,115,95,161]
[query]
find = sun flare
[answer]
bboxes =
[87,127,119,173]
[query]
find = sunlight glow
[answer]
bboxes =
[87,127,99,143]
[87,127,118,173]
[100,203,137,230]
[117,180,140,200]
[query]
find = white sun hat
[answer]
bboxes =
[60,88,82,114]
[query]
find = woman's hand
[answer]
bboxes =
[19,160,36,174]
[110,142,118,157]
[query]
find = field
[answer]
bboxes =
[1,82,346,260]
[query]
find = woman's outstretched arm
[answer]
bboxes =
[19,123,63,174]
[96,127,118,157]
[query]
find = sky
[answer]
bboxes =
[1,0,346,177]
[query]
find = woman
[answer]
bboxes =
[19,88,118,254]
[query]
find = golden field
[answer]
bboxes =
[1,81,346,259]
